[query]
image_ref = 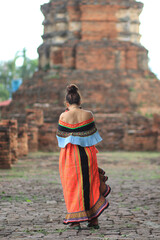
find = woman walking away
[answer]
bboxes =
[56,84,111,230]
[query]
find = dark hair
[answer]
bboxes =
[65,84,81,105]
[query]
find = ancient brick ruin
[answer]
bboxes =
[0,120,18,169]
[0,109,59,168]
[1,0,160,168]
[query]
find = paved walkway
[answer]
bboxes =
[0,151,160,240]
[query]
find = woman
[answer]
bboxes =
[56,84,111,229]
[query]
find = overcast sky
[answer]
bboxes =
[0,0,159,79]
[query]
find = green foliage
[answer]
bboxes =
[139,102,145,107]
[0,83,9,101]
[43,73,60,81]
[17,48,38,80]
[132,207,141,211]
[145,113,153,118]
[53,65,62,70]
[43,63,50,72]
[0,194,32,202]
[145,74,155,79]
[0,48,38,101]
[23,228,49,235]
[129,87,135,92]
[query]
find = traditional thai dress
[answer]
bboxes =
[56,116,111,224]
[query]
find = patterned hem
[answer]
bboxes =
[63,195,109,224]
[103,185,111,197]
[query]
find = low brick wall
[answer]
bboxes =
[28,127,38,152]
[26,109,44,152]
[18,123,28,157]
[0,120,18,169]
[1,110,160,170]
[123,130,157,151]
[96,113,160,151]
[38,123,58,152]
[153,114,160,151]
[157,136,160,151]
[26,109,44,126]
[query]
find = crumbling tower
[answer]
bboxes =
[37,0,160,116]
[2,0,160,123]
[39,0,145,70]
[1,0,160,151]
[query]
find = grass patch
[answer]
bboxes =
[98,151,160,159]
[0,170,27,179]
[119,192,123,197]
[34,229,48,235]
[126,223,136,228]
[132,207,141,211]
[23,228,49,235]
[89,228,99,233]
[120,170,160,180]
[27,151,60,158]
[1,151,159,183]
[0,194,34,203]
[99,234,105,237]
[55,228,67,233]
[143,205,150,210]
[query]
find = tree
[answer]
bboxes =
[0,49,38,101]
[0,83,9,101]
[17,48,38,80]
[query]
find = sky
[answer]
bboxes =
[0,0,160,79]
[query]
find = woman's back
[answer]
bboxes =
[60,108,93,125]
[56,84,111,228]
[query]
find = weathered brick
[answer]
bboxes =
[80,5,118,21]
[28,127,38,152]
[1,0,160,153]
[157,135,160,151]
[0,120,18,169]
[67,5,81,21]
[81,21,117,41]
[38,123,58,152]
[18,123,28,157]
[26,109,44,127]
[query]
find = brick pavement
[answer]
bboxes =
[0,152,160,240]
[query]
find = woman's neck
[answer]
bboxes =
[68,104,80,111]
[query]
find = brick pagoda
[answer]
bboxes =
[1,0,160,155]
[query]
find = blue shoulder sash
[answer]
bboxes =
[56,117,102,148]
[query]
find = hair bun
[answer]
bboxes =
[67,84,78,94]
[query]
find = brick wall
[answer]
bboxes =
[1,0,160,154]
[18,123,28,157]
[1,0,160,121]
[38,123,58,152]
[96,114,159,151]
[26,109,44,152]
[0,120,18,169]
[153,114,160,151]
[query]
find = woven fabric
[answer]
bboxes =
[56,117,102,148]
[59,143,111,224]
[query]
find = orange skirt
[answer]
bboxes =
[59,143,111,224]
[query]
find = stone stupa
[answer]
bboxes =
[1,0,160,151]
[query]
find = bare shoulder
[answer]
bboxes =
[82,109,94,119]
[59,112,67,121]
